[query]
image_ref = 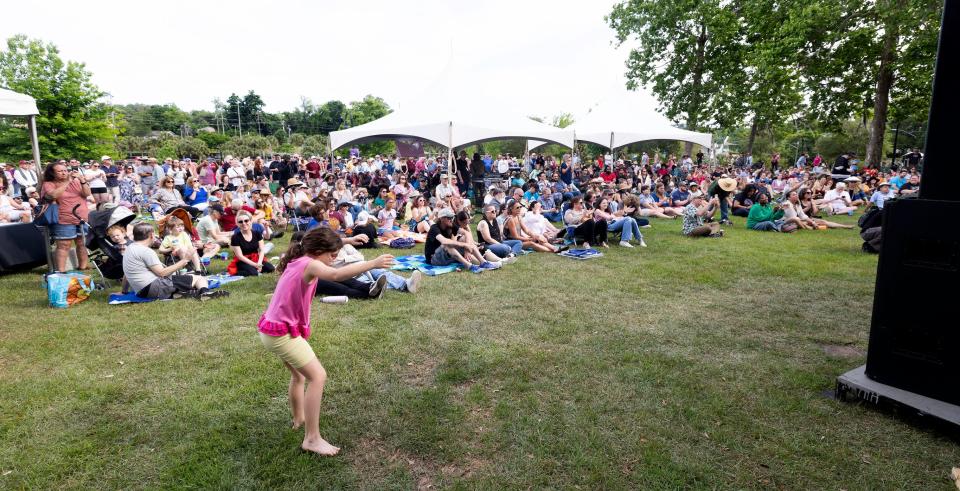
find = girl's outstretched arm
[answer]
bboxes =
[303,254,395,284]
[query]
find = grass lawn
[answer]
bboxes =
[1,215,958,489]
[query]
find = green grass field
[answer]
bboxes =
[1,216,958,489]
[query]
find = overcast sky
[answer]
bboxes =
[1,0,658,121]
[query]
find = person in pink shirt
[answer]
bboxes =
[259,227,393,456]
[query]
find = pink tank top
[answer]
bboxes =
[258,256,318,338]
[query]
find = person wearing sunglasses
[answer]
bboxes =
[228,211,275,276]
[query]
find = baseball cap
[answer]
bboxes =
[208,204,225,214]
[101,155,112,161]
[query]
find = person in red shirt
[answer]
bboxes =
[305,159,321,187]
[600,166,617,183]
[220,198,258,232]
[40,162,92,271]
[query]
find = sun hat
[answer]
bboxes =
[718,177,737,192]
[286,178,305,187]
[100,155,112,161]
[689,181,699,187]
[878,182,890,188]
[259,188,271,195]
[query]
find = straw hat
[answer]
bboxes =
[718,177,737,192]
[286,178,305,188]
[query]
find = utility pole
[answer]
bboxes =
[237,104,243,137]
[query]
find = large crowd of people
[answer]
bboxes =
[2,149,925,275]
[1,146,925,456]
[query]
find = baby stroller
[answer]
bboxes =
[86,204,136,286]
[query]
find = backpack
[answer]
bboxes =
[389,237,415,249]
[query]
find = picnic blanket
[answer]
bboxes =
[107,274,244,304]
[389,254,460,276]
[558,248,603,260]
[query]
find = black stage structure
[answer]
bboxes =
[836,0,959,424]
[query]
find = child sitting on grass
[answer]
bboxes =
[377,198,399,239]
[158,216,202,272]
[258,227,394,456]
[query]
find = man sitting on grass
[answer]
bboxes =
[681,194,723,238]
[424,208,496,274]
[747,193,797,233]
[122,223,227,300]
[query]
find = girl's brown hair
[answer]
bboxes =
[278,228,343,273]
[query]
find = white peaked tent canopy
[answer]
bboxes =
[0,87,42,169]
[0,87,40,115]
[330,67,575,152]
[531,90,711,151]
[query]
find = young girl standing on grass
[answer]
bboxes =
[259,227,394,456]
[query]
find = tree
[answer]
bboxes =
[608,0,746,142]
[794,0,940,165]
[344,95,394,156]
[195,131,230,152]
[0,35,117,161]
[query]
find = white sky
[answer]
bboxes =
[1,0,659,121]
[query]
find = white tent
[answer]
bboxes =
[330,66,575,153]
[531,90,712,152]
[0,87,42,167]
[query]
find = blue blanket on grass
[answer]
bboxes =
[389,255,460,276]
[558,248,603,260]
[107,275,244,304]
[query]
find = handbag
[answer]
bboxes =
[34,201,59,226]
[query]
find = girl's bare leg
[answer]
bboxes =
[296,359,339,456]
[284,361,306,429]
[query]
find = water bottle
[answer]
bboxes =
[320,296,349,304]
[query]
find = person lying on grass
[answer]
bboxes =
[284,230,422,299]
[746,193,797,233]
[258,227,394,456]
[782,191,853,230]
[122,222,226,300]
[423,208,496,273]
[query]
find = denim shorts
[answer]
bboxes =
[50,223,88,240]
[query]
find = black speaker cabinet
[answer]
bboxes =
[864,198,960,405]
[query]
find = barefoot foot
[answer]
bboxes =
[302,437,340,456]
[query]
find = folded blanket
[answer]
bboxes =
[558,248,603,260]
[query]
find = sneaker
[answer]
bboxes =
[640,224,652,228]
[619,240,634,248]
[405,270,423,294]
[639,239,648,248]
[555,245,570,253]
[708,231,725,238]
[500,255,518,265]
[469,265,484,274]
[368,275,388,299]
[480,261,501,270]
[199,289,230,301]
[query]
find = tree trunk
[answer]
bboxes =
[865,5,902,167]
[685,22,708,156]
[746,117,759,156]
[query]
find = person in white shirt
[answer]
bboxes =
[435,176,456,201]
[13,160,38,198]
[820,181,856,215]
[497,156,510,176]
[226,159,246,190]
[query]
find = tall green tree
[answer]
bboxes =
[794,0,940,165]
[608,0,746,143]
[0,35,117,161]
[344,95,394,156]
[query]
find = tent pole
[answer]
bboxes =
[447,121,454,177]
[609,132,614,164]
[28,115,42,184]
